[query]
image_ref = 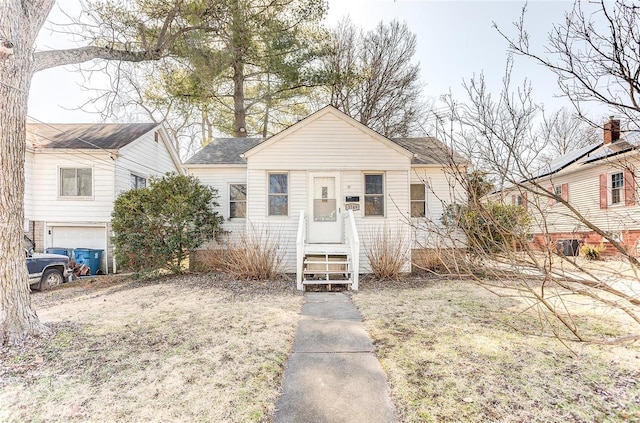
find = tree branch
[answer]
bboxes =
[33,45,163,73]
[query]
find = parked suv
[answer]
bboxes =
[25,236,71,291]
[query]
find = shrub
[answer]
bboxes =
[218,225,285,280]
[111,173,224,273]
[580,243,606,260]
[364,225,410,281]
[442,201,531,255]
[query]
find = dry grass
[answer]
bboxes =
[353,279,640,422]
[364,225,410,280]
[0,274,302,422]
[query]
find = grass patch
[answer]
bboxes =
[353,279,640,422]
[0,274,302,422]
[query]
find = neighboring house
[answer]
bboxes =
[506,117,639,256]
[24,121,183,273]
[184,106,466,290]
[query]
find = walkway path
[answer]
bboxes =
[274,292,397,423]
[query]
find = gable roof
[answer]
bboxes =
[242,105,414,159]
[184,138,264,165]
[26,122,158,150]
[391,137,466,165]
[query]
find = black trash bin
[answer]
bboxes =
[557,239,579,256]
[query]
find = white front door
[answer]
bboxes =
[308,172,342,243]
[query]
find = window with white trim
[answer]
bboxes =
[229,183,247,219]
[364,173,384,216]
[611,172,624,205]
[268,173,288,216]
[130,174,147,189]
[410,184,425,217]
[60,168,92,197]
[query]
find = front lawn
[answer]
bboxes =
[353,279,640,422]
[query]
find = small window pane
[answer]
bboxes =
[60,169,76,196]
[411,202,425,217]
[230,202,246,218]
[365,196,384,216]
[269,195,288,216]
[60,168,92,196]
[411,184,425,200]
[269,174,287,194]
[365,174,383,194]
[230,184,246,201]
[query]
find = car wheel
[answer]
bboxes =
[41,269,64,290]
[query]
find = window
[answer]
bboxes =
[515,194,523,206]
[611,172,624,204]
[268,173,288,216]
[60,168,92,197]
[554,185,562,199]
[410,184,425,217]
[130,174,147,189]
[364,173,384,216]
[229,183,247,218]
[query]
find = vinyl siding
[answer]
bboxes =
[32,150,116,222]
[24,148,34,222]
[186,167,247,242]
[115,129,181,194]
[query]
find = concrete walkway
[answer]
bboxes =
[274,292,397,423]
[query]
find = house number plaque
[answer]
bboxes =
[345,203,360,211]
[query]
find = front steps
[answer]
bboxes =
[301,244,353,291]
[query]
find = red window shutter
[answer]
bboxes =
[599,173,608,209]
[511,194,515,205]
[522,192,528,211]
[561,183,569,202]
[548,186,553,206]
[625,168,636,206]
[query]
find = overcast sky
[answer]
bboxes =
[28,0,595,125]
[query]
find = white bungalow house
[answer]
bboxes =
[184,106,466,290]
[24,121,183,273]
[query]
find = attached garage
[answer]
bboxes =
[47,224,109,274]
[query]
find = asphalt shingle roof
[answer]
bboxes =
[184,138,265,164]
[26,122,158,150]
[390,137,467,165]
[184,136,463,165]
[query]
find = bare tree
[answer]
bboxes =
[495,0,640,127]
[323,18,426,137]
[539,108,599,161]
[0,0,204,344]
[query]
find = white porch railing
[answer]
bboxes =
[345,209,359,290]
[296,210,306,290]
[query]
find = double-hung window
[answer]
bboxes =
[60,168,92,197]
[130,174,147,189]
[364,173,384,216]
[229,183,247,219]
[410,184,426,217]
[611,172,624,205]
[268,173,288,216]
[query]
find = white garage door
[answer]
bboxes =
[51,226,106,250]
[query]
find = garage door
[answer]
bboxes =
[51,226,106,250]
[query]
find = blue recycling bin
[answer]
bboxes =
[74,248,104,275]
[45,247,74,258]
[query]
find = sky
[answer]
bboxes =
[28,0,589,125]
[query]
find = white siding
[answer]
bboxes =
[32,151,116,222]
[523,157,640,235]
[115,129,181,194]
[410,166,466,249]
[186,167,247,241]
[248,113,410,170]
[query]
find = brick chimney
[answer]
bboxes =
[603,116,620,144]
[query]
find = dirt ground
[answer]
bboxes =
[0,274,302,422]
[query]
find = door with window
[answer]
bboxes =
[308,172,342,243]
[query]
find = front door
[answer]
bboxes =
[308,172,342,243]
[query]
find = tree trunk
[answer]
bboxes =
[0,0,54,344]
[233,59,247,137]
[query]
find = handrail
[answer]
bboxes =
[345,209,360,290]
[296,210,306,290]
